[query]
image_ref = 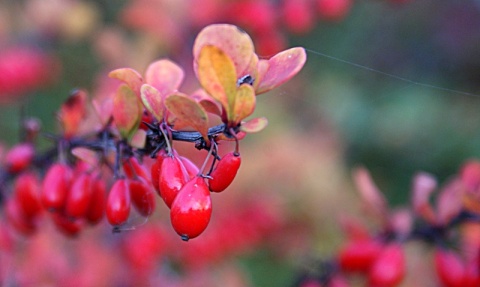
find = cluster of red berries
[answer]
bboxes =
[0,24,306,241]
[294,164,480,287]
[2,112,242,241]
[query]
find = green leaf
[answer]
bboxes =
[140,84,164,121]
[197,45,237,118]
[240,117,268,133]
[113,84,142,140]
[164,93,209,141]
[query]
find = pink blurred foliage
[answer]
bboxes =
[0,47,60,103]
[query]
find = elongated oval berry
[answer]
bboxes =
[159,156,188,208]
[434,248,466,287]
[41,163,72,212]
[170,176,212,241]
[65,173,93,218]
[123,157,151,183]
[338,239,382,273]
[129,177,156,217]
[14,172,42,219]
[151,150,167,192]
[208,152,241,192]
[106,179,131,226]
[368,243,405,287]
[5,143,35,173]
[51,213,83,237]
[86,177,106,225]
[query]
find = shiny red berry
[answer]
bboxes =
[41,163,72,212]
[368,243,405,287]
[106,179,131,226]
[170,176,212,241]
[151,150,167,192]
[159,155,188,208]
[208,152,241,192]
[129,177,156,217]
[14,172,42,219]
[65,173,93,218]
[85,176,106,225]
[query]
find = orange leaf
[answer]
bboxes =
[197,45,237,117]
[164,93,209,141]
[108,68,143,96]
[144,59,184,96]
[240,117,268,133]
[140,84,164,121]
[193,24,254,77]
[256,47,307,94]
[231,84,256,126]
[113,84,142,140]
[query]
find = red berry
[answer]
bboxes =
[129,177,156,217]
[123,156,151,183]
[208,152,241,192]
[225,1,276,34]
[282,0,316,34]
[465,258,480,287]
[434,248,466,287]
[51,213,83,237]
[5,198,36,236]
[159,155,188,208]
[85,176,106,224]
[316,0,352,22]
[151,150,167,192]
[338,239,382,272]
[180,156,199,179]
[106,179,131,226]
[170,176,212,241]
[368,244,405,287]
[5,143,35,173]
[65,173,93,218]
[14,172,42,219]
[41,163,72,212]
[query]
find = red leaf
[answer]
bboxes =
[144,59,184,96]
[256,47,307,94]
[240,117,268,133]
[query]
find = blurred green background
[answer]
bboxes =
[1,0,480,286]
